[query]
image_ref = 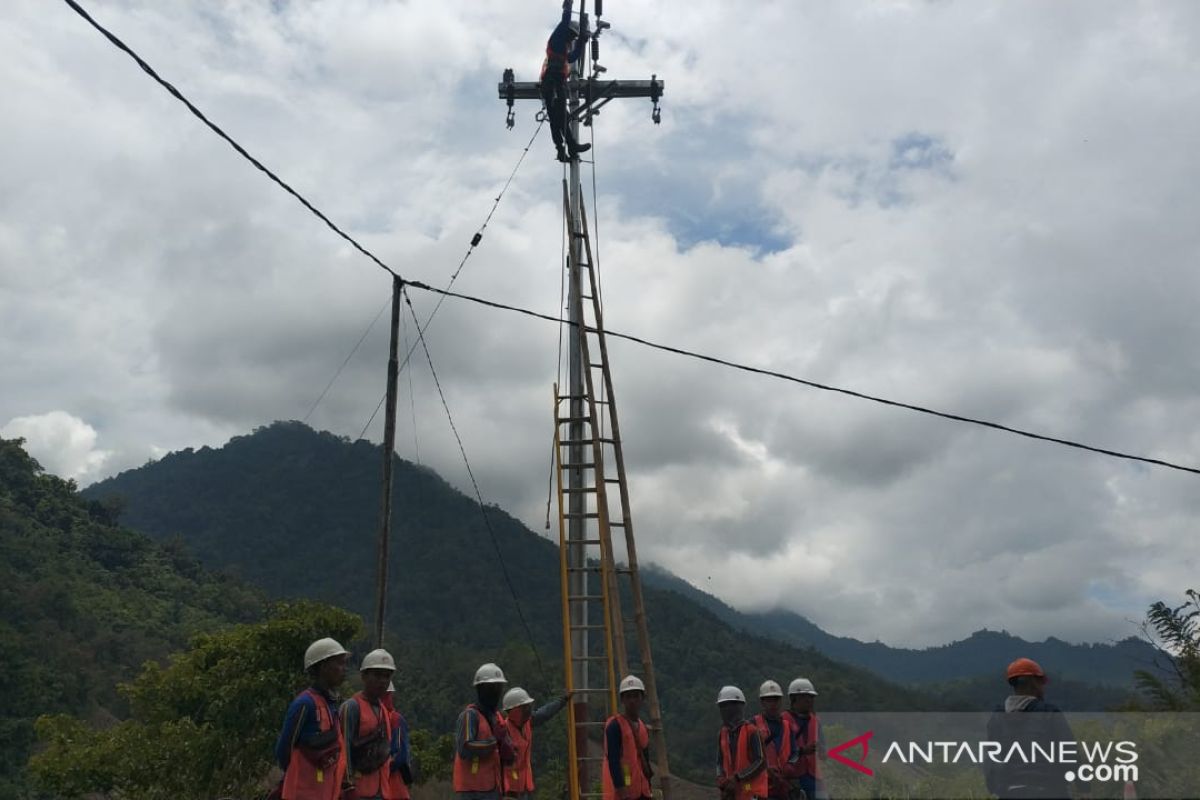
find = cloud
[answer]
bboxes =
[1,411,111,483]
[2,0,1199,647]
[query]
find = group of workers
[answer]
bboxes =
[272,637,829,800]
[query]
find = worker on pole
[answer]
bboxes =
[541,0,592,163]
[453,663,516,800]
[275,637,351,800]
[783,678,826,800]
[383,682,415,800]
[603,676,654,800]
[983,658,1077,799]
[500,686,572,800]
[716,686,768,800]
[751,681,795,800]
[340,649,398,800]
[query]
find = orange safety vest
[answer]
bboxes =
[283,689,347,800]
[453,705,504,793]
[784,711,822,780]
[351,693,395,800]
[602,715,652,800]
[719,721,769,800]
[386,708,411,800]
[540,43,570,81]
[502,715,535,794]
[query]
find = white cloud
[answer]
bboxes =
[1,411,111,483]
[2,0,1199,647]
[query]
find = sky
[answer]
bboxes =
[2,0,1199,649]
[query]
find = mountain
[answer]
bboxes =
[0,437,262,800]
[82,422,937,781]
[642,567,1154,688]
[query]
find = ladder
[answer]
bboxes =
[554,180,672,800]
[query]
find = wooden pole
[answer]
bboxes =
[374,276,403,649]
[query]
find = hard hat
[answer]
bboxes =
[567,20,581,36]
[360,648,396,673]
[758,680,784,699]
[619,675,646,695]
[473,662,508,685]
[717,685,746,705]
[304,638,349,671]
[503,687,535,711]
[1006,658,1047,682]
[787,678,818,696]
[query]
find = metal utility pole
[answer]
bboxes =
[373,275,403,648]
[500,4,669,799]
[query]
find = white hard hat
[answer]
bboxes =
[717,685,746,704]
[360,648,396,673]
[502,687,535,711]
[473,662,508,685]
[788,678,818,696]
[758,680,784,699]
[304,638,349,671]
[619,675,646,695]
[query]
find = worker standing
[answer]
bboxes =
[340,649,398,800]
[716,686,768,800]
[541,0,592,162]
[751,681,795,800]
[983,658,1076,799]
[500,686,572,800]
[602,676,654,800]
[453,663,516,800]
[383,681,415,800]
[783,678,827,800]
[275,637,351,800]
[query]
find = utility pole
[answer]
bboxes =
[499,4,668,799]
[373,275,403,649]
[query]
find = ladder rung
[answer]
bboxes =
[571,654,609,660]
[589,362,605,369]
[565,538,604,545]
[567,566,603,573]
[604,478,621,483]
[562,487,598,493]
[569,594,605,602]
[558,439,594,447]
[569,624,608,631]
[564,512,600,519]
[560,462,596,469]
[573,687,613,694]
[558,416,592,424]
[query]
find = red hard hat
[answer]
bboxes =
[1006,657,1047,682]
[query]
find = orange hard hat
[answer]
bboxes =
[1006,657,1047,682]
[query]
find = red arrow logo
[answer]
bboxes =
[827,731,874,777]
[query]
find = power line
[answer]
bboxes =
[59,0,399,280]
[401,287,549,678]
[399,278,1200,478]
[62,0,1200,478]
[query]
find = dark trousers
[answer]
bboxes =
[540,76,579,152]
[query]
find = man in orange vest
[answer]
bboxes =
[716,686,768,800]
[751,681,794,800]
[275,637,352,800]
[500,686,571,800]
[541,0,592,163]
[453,663,516,800]
[783,678,826,800]
[340,649,398,800]
[603,675,654,800]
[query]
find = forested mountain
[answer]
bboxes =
[82,422,940,780]
[643,567,1153,687]
[0,437,261,799]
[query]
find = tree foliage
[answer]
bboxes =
[30,600,362,799]
[1135,589,1200,711]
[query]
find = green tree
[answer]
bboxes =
[29,600,362,799]
[1135,589,1200,711]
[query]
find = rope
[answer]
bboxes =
[401,287,549,679]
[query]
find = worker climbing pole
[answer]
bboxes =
[498,4,668,800]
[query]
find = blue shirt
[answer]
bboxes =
[275,687,341,771]
[547,6,586,64]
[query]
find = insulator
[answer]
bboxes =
[596,0,603,16]
[591,37,599,62]
[471,232,482,247]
